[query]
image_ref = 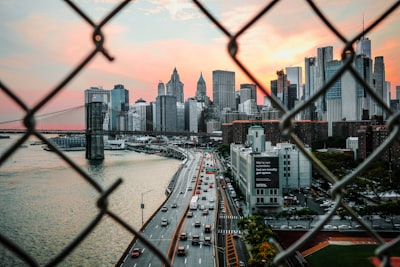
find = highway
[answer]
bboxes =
[121,151,225,266]
[171,152,218,267]
[120,150,249,267]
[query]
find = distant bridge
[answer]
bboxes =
[0,129,222,138]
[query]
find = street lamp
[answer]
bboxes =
[141,189,153,226]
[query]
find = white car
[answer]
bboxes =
[161,218,168,226]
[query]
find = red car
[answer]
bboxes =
[196,190,201,194]
[131,247,141,258]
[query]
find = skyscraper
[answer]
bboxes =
[155,95,177,132]
[325,60,358,136]
[110,84,129,131]
[356,37,371,59]
[373,56,386,116]
[304,57,317,120]
[166,67,184,103]
[316,46,333,120]
[355,55,373,119]
[396,86,400,100]
[158,81,165,96]
[212,70,236,112]
[196,72,206,101]
[84,86,110,131]
[276,69,289,109]
[285,66,302,100]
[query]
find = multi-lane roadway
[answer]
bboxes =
[121,150,224,267]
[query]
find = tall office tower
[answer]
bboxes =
[316,46,334,120]
[185,98,200,132]
[196,72,207,101]
[270,80,278,99]
[176,102,185,132]
[129,98,148,131]
[155,95,177,132]
[356,37,371,59]
[287,84,297,110]
[355,54,373,120]
[84,87,110,130]
[373,56,386,116]
[325,60,358,136]
[305,57,317,120]
[286,66,302,100]
[240,84,257,102]
[276,70,289,109]
[238,85,258,114]
[158,81,165,96]
[212,70,236,112]
[110,84,129,131]
[396,86,400,100]
[166,67,184,103]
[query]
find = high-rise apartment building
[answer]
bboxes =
[110,84,129,131]
[166,68,184,103]
[212,70,236,112]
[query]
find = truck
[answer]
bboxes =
[190,195,199,210]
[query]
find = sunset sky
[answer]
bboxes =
[1,0,399,129]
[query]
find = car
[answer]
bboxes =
[203,188,208,192]
[194,221,201,227]
[196,190,201,194]
[188,186,193,191]
[180,232,187,240]
[192,234,200,245]
[209,198,215,203]
[204,236,211,246]
[187,211,193,218]
[177,246,186,256]
[239,260,246,267]
[131,247,141,258]
[172,203,178,208]
[202,209,209,215]
[202,196,207,200]
[161,206,168,212]
[232,232,239,238]
[204,224,211,233]
[161,218,168,226]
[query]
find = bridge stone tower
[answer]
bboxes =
[85,99,105,160]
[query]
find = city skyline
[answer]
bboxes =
[1,0,399,129]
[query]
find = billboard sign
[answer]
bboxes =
[254,157,279,188]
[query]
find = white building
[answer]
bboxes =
[230,126,311,215]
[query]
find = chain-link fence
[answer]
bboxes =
[1,0,400,266]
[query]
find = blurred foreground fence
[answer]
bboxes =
[1,0,400,266]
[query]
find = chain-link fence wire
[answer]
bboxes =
[0,0,399,266]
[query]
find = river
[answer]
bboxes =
[0,134,181,266]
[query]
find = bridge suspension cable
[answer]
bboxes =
[0,105,85,125]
